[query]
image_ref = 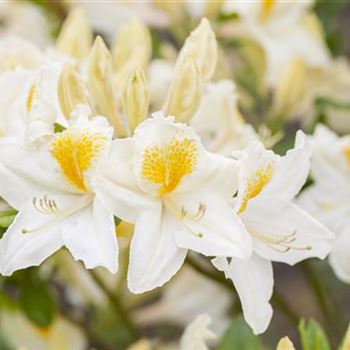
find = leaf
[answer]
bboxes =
[0,215,16,228]
[217,315,263,350]
[298,319,331,350]
[54,122,66,133]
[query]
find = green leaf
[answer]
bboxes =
[298,319,331,350]
[0,215,16,228]
[217,315,263,350]
[54,122,66,133]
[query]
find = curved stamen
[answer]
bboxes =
[22,195,93,234]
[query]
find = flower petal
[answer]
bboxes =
[262,131,311,200]
[128,203,187,293]
[213,254,273,334]
[0,200,64,275]
[243,197,334,265]
[174,193,252,259]
[62,197,118,273]
[93,138,157,223]
[329,225,350,284]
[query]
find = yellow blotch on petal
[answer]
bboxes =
[26,84,37,112]
[344,145,350,167]
[260,0,276,22]
[239,164,273,213]
[142,134,198,195]
[50,129,106,192]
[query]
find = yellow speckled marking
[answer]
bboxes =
[141,133,198,195]
[50,129,106,191]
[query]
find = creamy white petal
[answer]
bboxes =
[93,139,157,223]
[128,203,187,293]
[174,192,252,259]
[0,200,64,275]
[243,197,334,265]
[329,225,350,284]
[262,131,311,200]
[213,254,273,334]
[62,197,118,273]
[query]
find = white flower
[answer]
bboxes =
[0,311,86,350]
[190,80,258,155]
[299,125,350,283]
[135,267,231,335]
[94,113,252,293]
[0,113,118,275]
[224,0,330,86]
[213,131,334,334]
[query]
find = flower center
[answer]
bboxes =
[238,164,273,213]
[141,133,198,195]
[259,0,275,21]
[50,129,107,192]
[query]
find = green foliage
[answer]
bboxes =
[299,319,331,350]
[217,315,263,350]
[6,268,57,328]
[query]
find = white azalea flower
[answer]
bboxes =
[213,131,334,334]
[135,266,231,335]
[224,0,330,86]
[190,80,258,155]
[94,113,252,293]
[299,125,350,283]
[0,110,118,275]
[1,311,86,350]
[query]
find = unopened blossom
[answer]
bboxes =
[213,131,334,334]
[299,125,350,283]
[0,109,118,275]
[94,113,252,293]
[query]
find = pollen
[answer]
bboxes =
[141,133,198,195]
[259,0,276,21]
[239,163,273,213]
[50,129,106,192]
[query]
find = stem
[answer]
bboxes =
[89,270,140,340]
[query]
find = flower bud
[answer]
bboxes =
[178,18,217,83]
[276,337,296,350]
[56,7,92,60]
[112,18,152,74]
[87,36,127,137]
[122,66,149,132]
[273,58,306,117]
[163,50,202,123]
[58,65,93,119]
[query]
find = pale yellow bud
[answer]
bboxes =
[341,323,350,350]
[122,66,149,132]
[276,337,296,350]
[56,7,92,60]
[178,18,217,83]
[112,18,152,74]
[274,58,306,116]
[163,51,202,123]
[58,65,93,118]
[87,36,127,137]
[127,340,152,350]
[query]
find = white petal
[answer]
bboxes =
[128,203,187,293]
[174,193,252,259]
[93,139,156,223]
[243,197,334,265]
[329,225,350,284]
[213,254,273,334]
[62,197,118,273]
[262,131,311,200]
[0,142,68,209]
[0,200,64,275]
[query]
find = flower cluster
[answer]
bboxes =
[0,1,349,349]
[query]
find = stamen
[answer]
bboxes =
[180,202,206,221]
[22,195,93,234]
